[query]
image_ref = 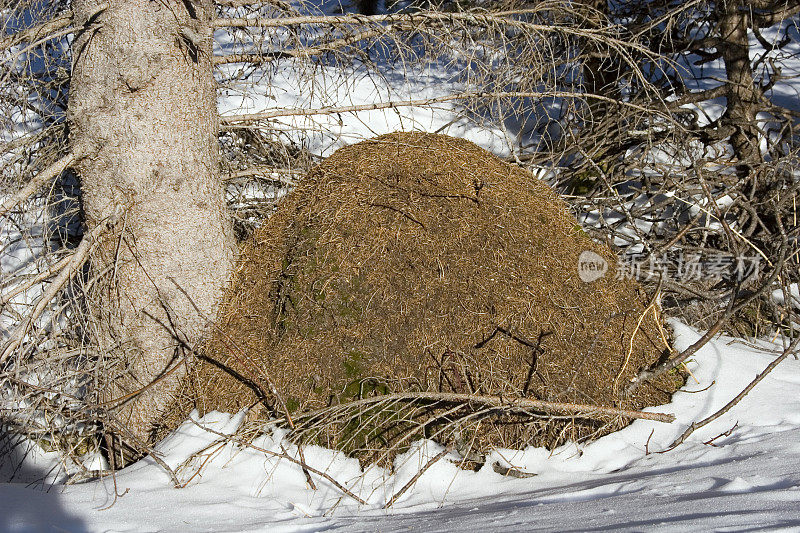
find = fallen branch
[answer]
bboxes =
[264,445,365,504]
[174,438,228,488]
[296,391,676,423]
[384,446,450,508]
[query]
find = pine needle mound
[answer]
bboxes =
[190,132,676,459]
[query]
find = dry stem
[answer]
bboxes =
[295,392,676,424]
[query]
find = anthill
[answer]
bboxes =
[183,132,678,463]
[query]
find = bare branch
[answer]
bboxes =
[213,28,384,65]
[0,152,77,219]
[221,92,669,125]
[212,11,569,30]
[751,3,800,27]
[668,85,728,108]
[667,336,800,449]
[0,3,107,66]
[0,207,121,367]
[296,391,676,423]
[0,253,74,306]
[626,203,792,396]
[0,12,72,53]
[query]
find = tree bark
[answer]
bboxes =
[718,1,762,170]
[68,0,234,460]
[579,0,619,101]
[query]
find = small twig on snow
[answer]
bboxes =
[703,423,738,447]
[666,336,799,451]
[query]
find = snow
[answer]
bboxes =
[3,6,800,532]
[216,60,515,158]
[2,321,799,532]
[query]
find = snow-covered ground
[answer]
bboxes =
[3,5,800,532]
[2,321,799,532]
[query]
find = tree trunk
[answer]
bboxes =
[579,0,619,101]
[718,1,762,171]
[68,0,234,462]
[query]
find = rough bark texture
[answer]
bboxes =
[68,0,234,457]
[579,0,618,100]
[718,2,761,169]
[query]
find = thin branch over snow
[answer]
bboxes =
[220,92,671,125]
[0,12,72,53]
[212,11,581,31]
[667,336,800,450]
[0,206,121,366]
[0,153,77,219]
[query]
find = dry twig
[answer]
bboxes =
[667,337,799,450]
[0,207,121,366]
